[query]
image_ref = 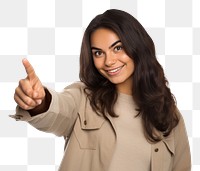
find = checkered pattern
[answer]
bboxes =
[0,0,199,170]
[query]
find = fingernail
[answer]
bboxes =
[36,100,42,105]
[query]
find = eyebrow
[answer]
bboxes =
[91,40,121,51]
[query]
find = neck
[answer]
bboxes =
[116,79,133,95]
[117,88,132,95]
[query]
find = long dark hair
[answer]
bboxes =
[79,9,179,142]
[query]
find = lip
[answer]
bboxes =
[106,65,124,76]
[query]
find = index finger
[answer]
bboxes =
[22,58,37,80]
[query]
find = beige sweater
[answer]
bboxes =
[109,93,151,171]
[11,82,191,171]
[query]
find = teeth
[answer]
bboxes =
[108,66,122,73]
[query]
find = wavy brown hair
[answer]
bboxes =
[79,9,179,142]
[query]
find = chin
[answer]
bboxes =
[108,78,125,85]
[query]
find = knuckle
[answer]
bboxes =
[15,87,20,94]
[25,98,33,106]
[19,79,24,86]
[22,104,29,110]
[21,102,33,110]
[25,89,32,96]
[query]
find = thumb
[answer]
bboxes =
[32,91,39,99]
[32,90,43,105]
[32,87,45,100]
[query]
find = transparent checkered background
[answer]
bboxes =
[0,0,199,170]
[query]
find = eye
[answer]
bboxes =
[114,45,123,52]
[93,50,104,57]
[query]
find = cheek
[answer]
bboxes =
[119,53,131,61]
[129,60,135,70]
[93,58,103,70]
[125,57,135,71]
[121,55,134,66]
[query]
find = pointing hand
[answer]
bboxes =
[14,58,45,110]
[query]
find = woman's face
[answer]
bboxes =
[90,28,135,94]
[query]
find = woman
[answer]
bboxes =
[12,9,191,171]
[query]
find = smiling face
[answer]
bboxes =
[90,28,135,94]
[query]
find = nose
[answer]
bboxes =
[105,53,116,67]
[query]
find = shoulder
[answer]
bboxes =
[63,81,86,94]
[64,81,86,89]
[61,81,87,103]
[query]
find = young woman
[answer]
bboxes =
[12,9,191,171]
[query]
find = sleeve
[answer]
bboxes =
[10,82,84,137]
[172,110,191,171]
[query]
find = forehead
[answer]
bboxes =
[90,28,120,47]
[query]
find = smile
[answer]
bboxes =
[106,65,124,75]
